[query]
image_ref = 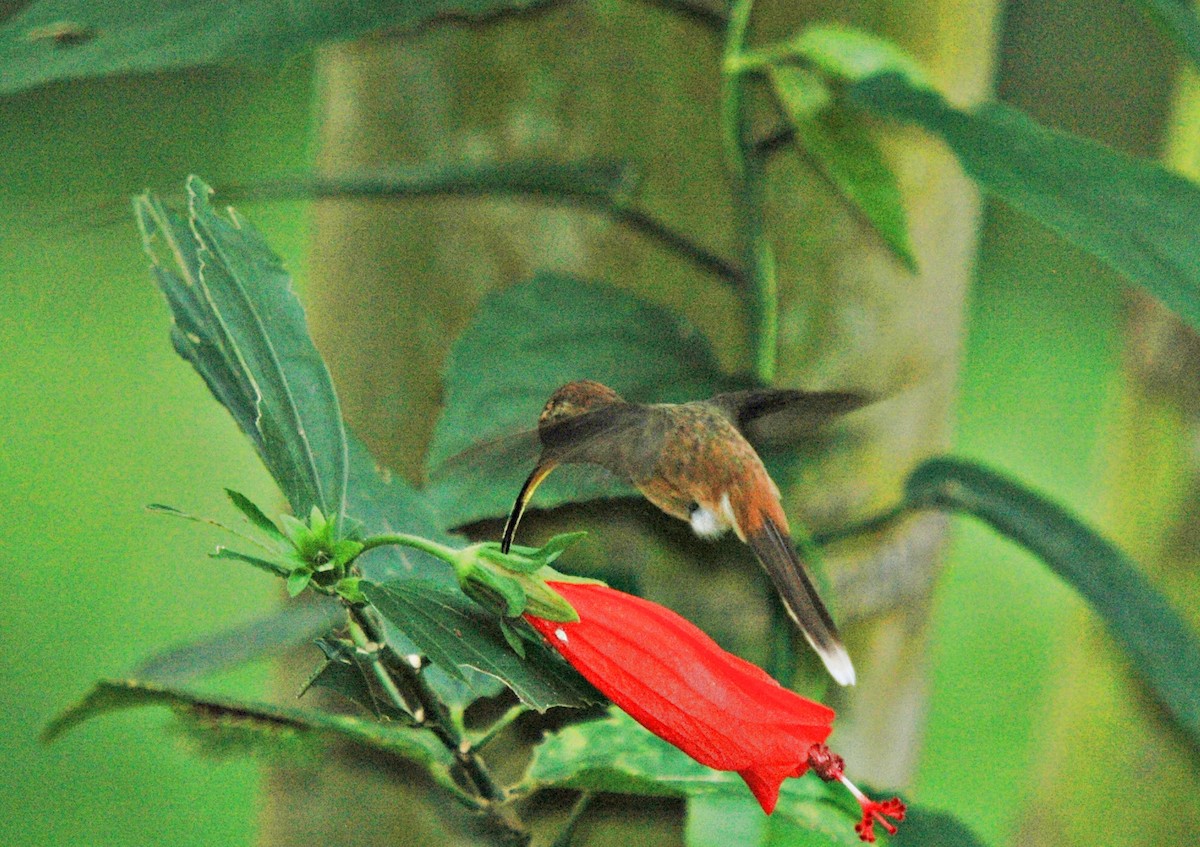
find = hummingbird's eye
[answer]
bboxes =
[687,501,701,516]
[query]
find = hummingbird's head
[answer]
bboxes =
[538,380,625,428]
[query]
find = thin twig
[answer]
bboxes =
[223,164,743,287]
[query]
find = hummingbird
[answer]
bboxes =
[500,379,868,686]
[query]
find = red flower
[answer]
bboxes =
[525,581,903,840]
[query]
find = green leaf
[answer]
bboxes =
[361,578,600,711]
[524,710,856,844]
[137,177,349,530]
[851,73,1200,336]
[129,599,341,684]
[300,638,408,720]
[1133,0,1200,70]
[425,273,733,528]
[904,457,1200,752]
[766,63,915,270]
[225,489,285,541]
[211,546,290,578]
[342,433,508,706]
[0,0,556,95]
[685,793,769,847]
[43,679,454,792]
[775,24,928,88]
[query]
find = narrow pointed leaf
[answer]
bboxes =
[225,489,285,540]
[766,64,915,270]
[137,177,348,530]
[42,679,453,791]
[905,457,1200,752]
[361,578,600,711]
[852,73,1200,335]
[211,546,291,577]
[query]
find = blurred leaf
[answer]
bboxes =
[362,578,600,711]
[42,679,454,791]
[425,273,732,528]
[1131,0,1200,69]
[524,710,856,845]
[130,599,340,684]
[137,176,349,529]
[685,793,768,847]
[889,804,992,847]
[0,0,556,95]
[766,63,915,270]
[225,488,285,541]
[775,24,928,87]
[852,73,1200,335]
[905,457,1200,752]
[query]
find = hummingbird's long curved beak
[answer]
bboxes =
[501,458,559,553]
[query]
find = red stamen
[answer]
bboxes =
[806,744,906,842]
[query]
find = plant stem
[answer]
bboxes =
[346,606,528,842]
[722,0,778,384]
[359,531,461,563]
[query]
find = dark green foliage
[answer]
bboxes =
[129,600,341,684]
[525,710,982,847]
[43,679,453,787]
[905,457,1200,753]
[0,0,555,94]
[853,73,1200,336]
[362,579,600,711]
[137,177,349,529]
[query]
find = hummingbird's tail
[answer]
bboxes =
[745,512,857,686]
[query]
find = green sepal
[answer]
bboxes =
[461,565,528,617]
[498,618,527,659]
[287,568,314,597]
[279,513,309,547]
[510,574,578,623]
[334,577,367,605]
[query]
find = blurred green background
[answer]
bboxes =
[0,1,1174,845]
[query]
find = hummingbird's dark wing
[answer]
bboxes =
[427,404,654,533]
[708,388,871,447]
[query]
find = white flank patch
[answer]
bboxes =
[689,496,732,539]
[555,627,568,644]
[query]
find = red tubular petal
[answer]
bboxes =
[525,582,834,809]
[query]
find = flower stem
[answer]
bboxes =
[359,531,461,563]
[722,0,777,384]
[346,606,528,841]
